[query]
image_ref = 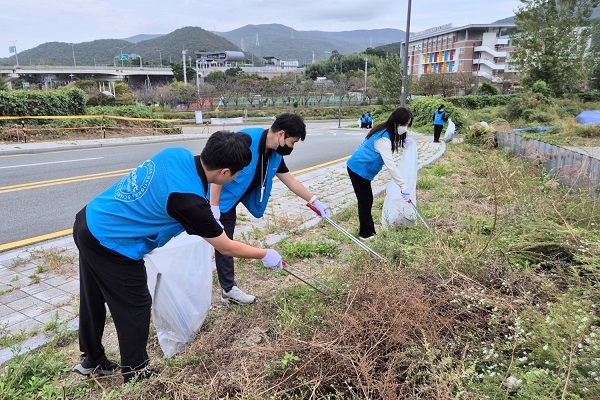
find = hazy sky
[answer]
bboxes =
[0,0,521,58]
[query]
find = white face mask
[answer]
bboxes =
[397,126,408,134]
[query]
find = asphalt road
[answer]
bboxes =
[0,123,366,247]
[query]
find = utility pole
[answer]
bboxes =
[401,0,412,107]
[157,49,163,67]
[70,43,76,66]
[9,41,19,66]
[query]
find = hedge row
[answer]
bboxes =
[444,94,517,109]
[0,88,87,116]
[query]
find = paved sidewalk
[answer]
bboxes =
[0,130,446,363]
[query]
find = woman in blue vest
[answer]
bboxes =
[72,131,284,383]
[432,104,448,143]
[347,107,413,240]
[210,113,330,305]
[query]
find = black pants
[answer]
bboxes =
[73,208,152,377]
[347,167,375,238]
[433,124,443,142]
[214,207,238,292]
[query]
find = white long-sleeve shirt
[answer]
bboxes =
[373,137,407,190]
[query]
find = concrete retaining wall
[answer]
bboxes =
[497,132,600,195]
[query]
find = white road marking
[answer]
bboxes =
[0,157,104,169]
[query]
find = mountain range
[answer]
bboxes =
[0,25,404,68]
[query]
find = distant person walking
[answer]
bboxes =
[346,107,413,240]
[432,104,448,143]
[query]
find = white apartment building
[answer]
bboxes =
[403,23,516,83]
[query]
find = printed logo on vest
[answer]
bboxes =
[115,159,155,202]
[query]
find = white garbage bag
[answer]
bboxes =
[444,118,455,142]
[144,232,212,357]
[382,138,418,227]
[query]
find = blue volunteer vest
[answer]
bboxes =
[433,110,446,125]
[217,128,282,217]
[86,147,206,260]
[346,129,391,181]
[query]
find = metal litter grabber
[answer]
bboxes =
[407,199,435,234]
[306,203,387,263]
[282,261,332,296]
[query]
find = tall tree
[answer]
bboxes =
[587,18,600,89]
[372,53,403,106]
[510,0,599,95]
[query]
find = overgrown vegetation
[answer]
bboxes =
[1,143,598,399]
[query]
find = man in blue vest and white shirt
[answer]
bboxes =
[210,113,330,305]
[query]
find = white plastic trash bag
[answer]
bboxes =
[444,118,455,142]
[382,139,418,227]
[144,232,212,357]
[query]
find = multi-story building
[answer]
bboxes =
[403,23,516,83]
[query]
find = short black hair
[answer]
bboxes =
[200,130,252,174]
[438,104,445,111]
[271,113,306,141]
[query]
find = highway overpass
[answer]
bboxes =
[0,64,306,89]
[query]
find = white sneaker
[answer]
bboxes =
[359,234,376,241]
[221,286,256,305]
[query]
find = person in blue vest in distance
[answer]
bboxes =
[432,104,448,143]
[360,113,367,128]
[346,107,413,240]
[71,130,284,383]
[210,113,330,305]
[365,112,373,129]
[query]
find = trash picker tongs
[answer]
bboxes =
[282,261,332,296]
[306,203,387,263]
[407,199,435,234]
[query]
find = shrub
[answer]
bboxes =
[409,96,466,132]
[477,82,499,95]
[0,88,87,116]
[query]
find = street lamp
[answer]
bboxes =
[364,58,368,93]
[69,43,76,66]
[182,49,188,85]
[401,0,412,107]
[157,49,163,67]
[118,47,124,67]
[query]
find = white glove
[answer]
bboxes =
[210,205,221,220]
[401,190,411,202]
[312,200,331,218]
[404,137,414,148]
[210,205,223,228]
[261,249,283,269]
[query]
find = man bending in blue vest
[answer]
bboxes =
[72,130,284,383]
[210,113,330,305]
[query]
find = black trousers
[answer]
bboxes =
[214,207,238,292]
[73,208,152,376]
[347,167,375,238]
[433,124,443,142]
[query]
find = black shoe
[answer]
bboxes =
[72,356,119,376]
[123,368,161,383]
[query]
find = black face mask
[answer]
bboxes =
[275,139,293,156]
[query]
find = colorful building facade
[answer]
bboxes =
[403,23,516,83]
